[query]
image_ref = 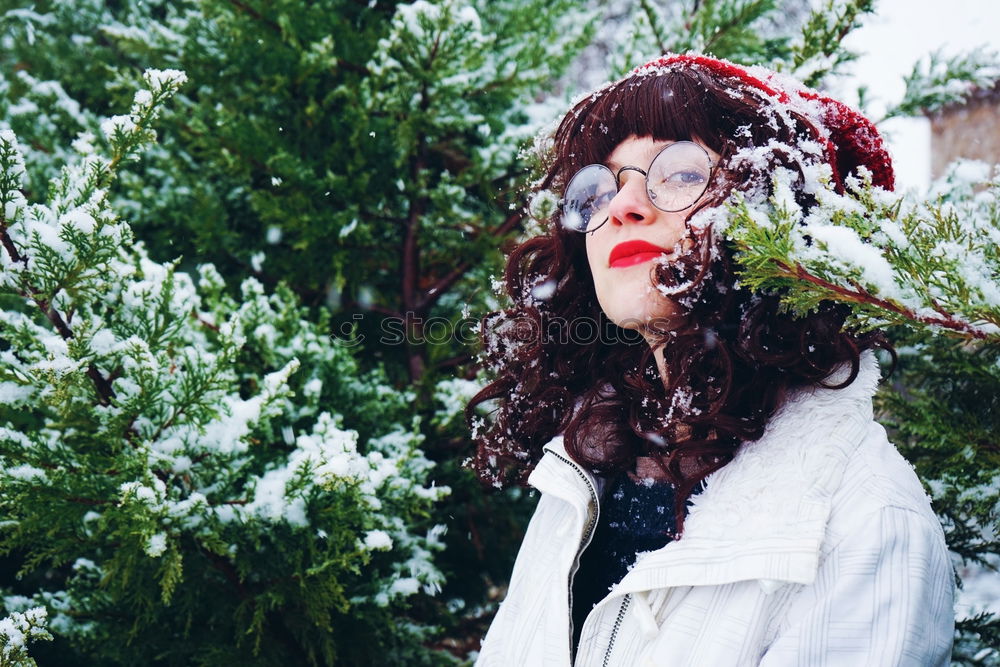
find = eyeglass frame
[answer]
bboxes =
[557,140,719,234]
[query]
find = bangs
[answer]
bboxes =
[554,70,728,182]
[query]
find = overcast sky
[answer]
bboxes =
[839,0,1000,191]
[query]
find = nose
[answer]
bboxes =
[607,171,656,225]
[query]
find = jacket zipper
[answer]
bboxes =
[547,450,599,665]
[602,594,632,667]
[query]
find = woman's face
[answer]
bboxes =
[584,135,720,335]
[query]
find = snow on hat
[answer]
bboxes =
[634,53,895,192]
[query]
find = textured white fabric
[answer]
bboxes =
[476,354,955,666]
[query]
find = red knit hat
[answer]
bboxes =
[634,54,895,192]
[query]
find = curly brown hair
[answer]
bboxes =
[467,59,891,532]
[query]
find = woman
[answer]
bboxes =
[468,54,954,666]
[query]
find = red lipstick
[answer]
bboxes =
[608,240,671,268]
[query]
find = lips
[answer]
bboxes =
[608,240,672,268]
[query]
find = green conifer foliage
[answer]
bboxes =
[1,0,596,661]
[0,73,450,665]
[0,0,593,373]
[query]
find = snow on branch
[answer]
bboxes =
[720,161,1000,341]
[0,70,187,406]
[622,0,780,70]
[882,48,1000,121]
[784,0,874,87]
[0,607,51,667]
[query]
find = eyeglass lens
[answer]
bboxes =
[562,141,713,232]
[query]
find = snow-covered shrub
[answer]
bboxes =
[0,72,448,666]
[0,0,600,659]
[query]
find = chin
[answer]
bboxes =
[601,295,682,334]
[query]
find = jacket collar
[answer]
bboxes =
[529,352,881,591]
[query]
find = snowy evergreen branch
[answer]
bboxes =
[602,0,819,78]
[720,162,1000,341]
[0,133,26,264]
[877,334,1000,664]
[881,48,1000,121]
[638,0,668,55]
[691,0,781,58]
[784,0,874,87]
[364,0,592,381]
[628,0,781,66]
[0,607,51,667]
[0,70,185,406]
[954,612,1000,665]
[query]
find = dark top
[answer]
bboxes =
[571,471,678,650]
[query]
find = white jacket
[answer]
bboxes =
[477,355,955,666]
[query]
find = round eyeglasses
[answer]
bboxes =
[559,141,717,233]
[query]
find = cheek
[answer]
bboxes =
[584,233,607,276]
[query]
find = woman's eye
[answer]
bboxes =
[666,170,708,185]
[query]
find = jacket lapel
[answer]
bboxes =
[531,352,881,595]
